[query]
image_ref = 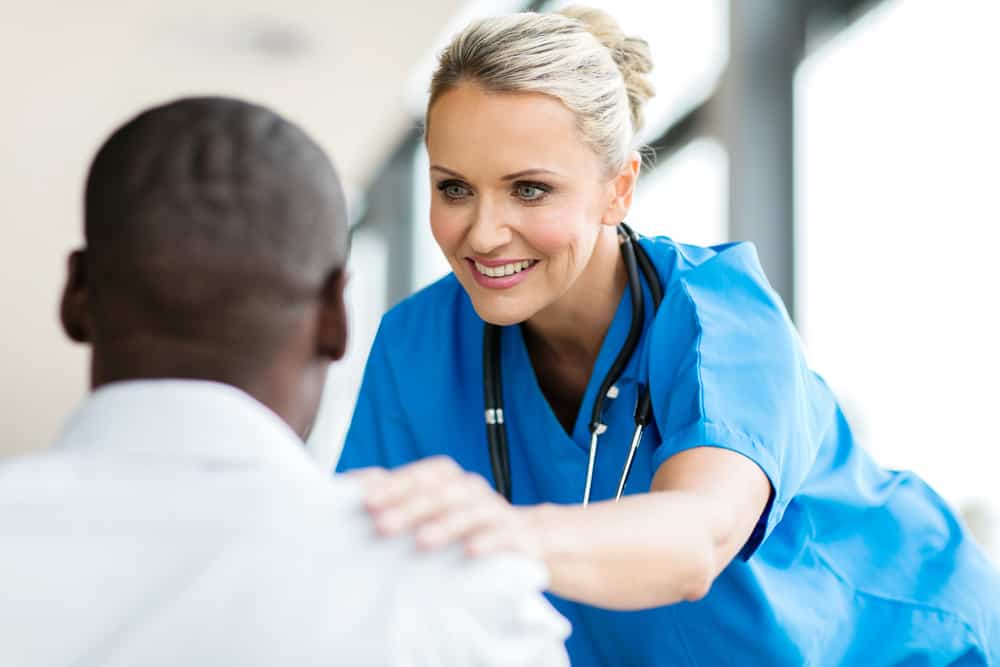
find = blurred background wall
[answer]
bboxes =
[2,0,998,555]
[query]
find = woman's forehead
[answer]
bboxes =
[426,83,601,178]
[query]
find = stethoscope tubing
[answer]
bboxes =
[483,223,662,504]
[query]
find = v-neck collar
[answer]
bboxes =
[504,275,652,453]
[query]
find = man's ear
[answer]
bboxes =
[60,249,92,344]
[601,152,642,227]
[317,269,348,361]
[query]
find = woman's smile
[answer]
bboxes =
[466,257,539,289]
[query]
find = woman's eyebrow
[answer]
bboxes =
[429,165,561,180]
[430,165,465,178]
[500,168,559,181]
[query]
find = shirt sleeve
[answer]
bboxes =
[647,242,827,558]
[388,551,571,667]
[336,315,420,473]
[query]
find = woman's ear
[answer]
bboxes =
[60,249,92,344]
[316,269,349,361]
[601,152,642,226]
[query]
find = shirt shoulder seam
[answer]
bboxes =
[675,277,707,422]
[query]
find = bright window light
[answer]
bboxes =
[797,0,1000,524]
[630,139,728,246]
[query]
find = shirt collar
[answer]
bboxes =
[53,379,318,474]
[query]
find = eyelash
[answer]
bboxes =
[437,180,471,201]
[435,179,553,203]
[513,182,551,202]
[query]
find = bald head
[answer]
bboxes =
[64,97,350,434]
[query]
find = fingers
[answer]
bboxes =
[355,456,537,557]
[373,467,499,535]
[414,500,507,550]
[360,457,495,526]
[364,456,466,510]
[343,467,389,487]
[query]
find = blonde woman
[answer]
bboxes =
[339,7,1000,664]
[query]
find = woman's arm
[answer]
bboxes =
[526,447,771,609]
[351,446,770,611]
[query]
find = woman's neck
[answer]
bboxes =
[523,225,626,365]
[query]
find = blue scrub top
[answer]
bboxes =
[339,237,1000,665]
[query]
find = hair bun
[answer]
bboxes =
[558,5,655,133]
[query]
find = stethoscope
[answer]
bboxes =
[483,222,664,505]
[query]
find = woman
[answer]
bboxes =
[338,6,1000,665]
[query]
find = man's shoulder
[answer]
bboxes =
[0,453,570,666]
[385,549,571,666]
[0,450,81,498]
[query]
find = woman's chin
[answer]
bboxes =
[468,297,535,327]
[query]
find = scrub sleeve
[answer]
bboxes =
[646,243,819,557]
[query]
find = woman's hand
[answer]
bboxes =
[349,456,541,559]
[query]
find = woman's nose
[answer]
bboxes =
[467,198,513,254]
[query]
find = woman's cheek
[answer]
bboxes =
[521,207,584,256]
[429,205,464,254]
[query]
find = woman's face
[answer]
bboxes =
[425,82,635,326]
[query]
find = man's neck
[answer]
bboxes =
[89,335,318,440]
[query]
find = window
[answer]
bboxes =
[796,0,1000,521]
[630,139,728,246]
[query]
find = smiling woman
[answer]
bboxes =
[337,5,1000,666]
[426,82,634,331]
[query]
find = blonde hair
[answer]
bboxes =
[427,5,655,173]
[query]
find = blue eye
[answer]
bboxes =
[515,182,549,201]
[437,180,471,200]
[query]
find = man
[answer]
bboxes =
[0,97,569,666]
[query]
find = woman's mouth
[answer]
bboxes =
[466,258,538,289]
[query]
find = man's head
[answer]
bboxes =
[61,96,349,437]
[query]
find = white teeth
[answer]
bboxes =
[474,260,534,278]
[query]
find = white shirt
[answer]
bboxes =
[0,380,570,667]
